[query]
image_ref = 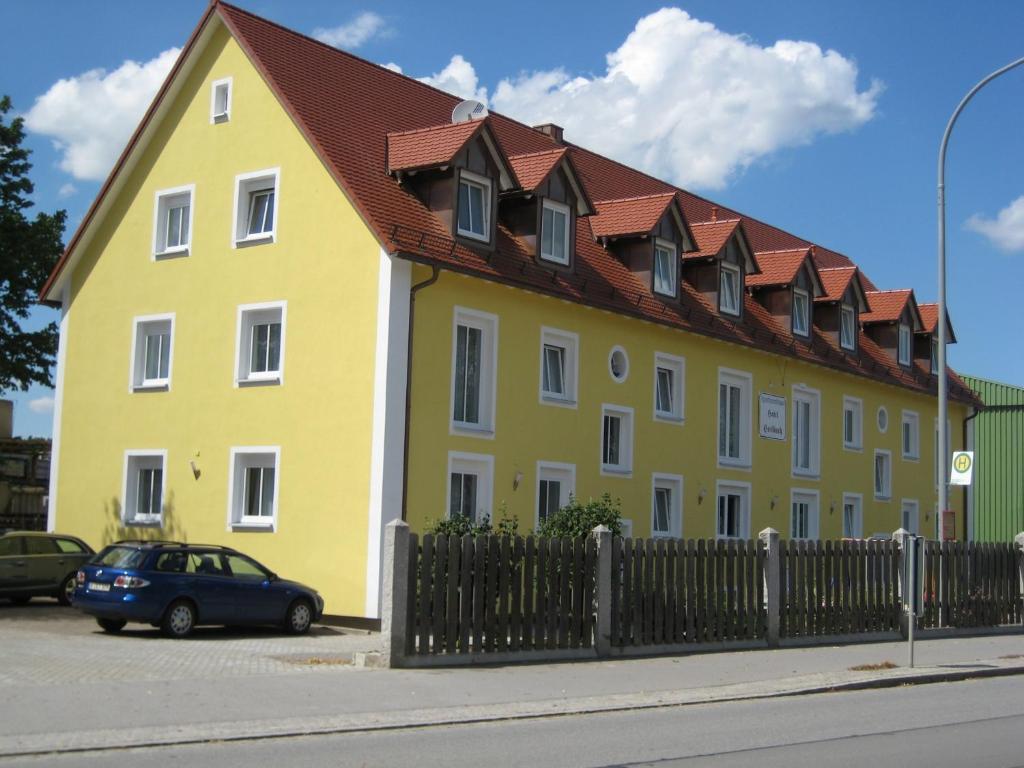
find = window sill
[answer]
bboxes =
[792,469,821,480]
[902,455,920,463]
[213,112,230,124]
[874,495,892,502]
[231,520,275,532]
[540,394,577,409]
[539,254,570,268]
[235,233,275,248]
[654,413,684,425]
[843,444,863,453]
[154,246,190,260]
[600,466,633,478]
[132,382,169,393]
[124,518,162,527]
[717,458,751,471]
[450,422,495,439]
[237,375,282,388]
[456,228,490,243]
[653,289,678,300]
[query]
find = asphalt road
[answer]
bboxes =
[6,675,1024,768]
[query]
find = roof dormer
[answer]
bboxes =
[916,303,957,376]
[589,193,695,301]
[862,289,923,370]
[814,265,869,353]
[746,247,824,341]
[684,216,758,320]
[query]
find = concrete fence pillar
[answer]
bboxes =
[593,524,612,657]
[759,527,781,647]
[892,528,911,638]
[1015,533,1024,623]
[381,519,411,668]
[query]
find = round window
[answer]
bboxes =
[609,346,629,383]
[877,406,888,433]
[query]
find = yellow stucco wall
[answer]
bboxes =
[406,268,966,540]
[55,24,383,617]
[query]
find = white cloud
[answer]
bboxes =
[314,12,390,50]
[27,397,54,415]
[24,48,180,182]
[965,195,1024,253]
[484,8,882,190]
[383,62,403,74]
[57,182,77,199]
[418,55,488,103]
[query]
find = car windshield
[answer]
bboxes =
[92,546,148,569]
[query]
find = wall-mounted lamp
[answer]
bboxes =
[512,471,523,491]
[770,495,779,510]
[189,451,201,480]
[697,486,707,504]
[829,498,837,515]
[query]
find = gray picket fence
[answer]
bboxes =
[919,540,1021,629]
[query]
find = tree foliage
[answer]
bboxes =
[427,508,519,537]
[0,95,66,393]
[536,493,624,538]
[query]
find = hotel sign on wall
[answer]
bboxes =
[759,394,786,441]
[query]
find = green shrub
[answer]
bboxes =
[536,493,623,538]
[427,504,520,538]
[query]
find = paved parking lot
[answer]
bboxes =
[0,600,381,687]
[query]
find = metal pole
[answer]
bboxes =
[937,56,1024,535]
[907,537,916,668]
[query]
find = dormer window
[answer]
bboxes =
[898,322,911,366]
[840,305,857,351]
[457,170,491,242]
[653,239,678,297]
[720,262,741,316]
[931,337,939,374]
[792,288,810,337]
[540,199,570,265]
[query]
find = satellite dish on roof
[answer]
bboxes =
[452,99,488,124]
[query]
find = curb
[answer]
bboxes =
[3,661,1023,758]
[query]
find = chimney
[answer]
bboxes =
[533,123,564,144]
[0,400,12,439]
[710,206,718,223]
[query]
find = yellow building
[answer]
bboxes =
[40,2,977,621]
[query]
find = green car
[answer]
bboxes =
[0,532,95,606]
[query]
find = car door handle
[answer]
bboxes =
[13,561,26,567]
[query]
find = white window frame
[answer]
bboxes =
[227,447,280,530]
[608,345,629,383]
[538,327,578,408]
[446,451,494,524]
[901,498,920,535]
[874,449,892,501]
[653,352,685,424]
[535,461,575,529]
[600,404,634,477]
[792,288,810,337]
[456,169,492,242]
[719,262,741,316]
[840,304,857,351]
[233,168,280,247]
[152,184,194,258]
[129,313,175,392]
[842,493,863,538]
[122,450,167,526]
[651,473,683,539]
[652,238,678,298]
[450,307,498,436]
[210,77,232,123]
[717,367,752,469]
[716,480,751,540]
[539,198,571,266]
[877,406,889,434]
[791,385,821,478]
[898,322,911,366]
[842,396,863,451]
[790,489,820,541]
[234,301,286,386]
[901,410,920,461]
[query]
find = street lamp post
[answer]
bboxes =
[937,55,1024,536]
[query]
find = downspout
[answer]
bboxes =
[401,264,441,521]
[962,407,981,542]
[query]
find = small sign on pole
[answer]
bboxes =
[941,510,957,541]
[949,451,974,486]
[758,393,786,441]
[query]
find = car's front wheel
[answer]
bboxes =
[58,573,77,606]
[284,599,313,635]
[161,599,196,639]
[97,618,126,633]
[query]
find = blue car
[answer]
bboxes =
[73,541,324,638]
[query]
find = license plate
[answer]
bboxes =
[88,582,110,592]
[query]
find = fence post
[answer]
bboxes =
[593,525,612,657]
[1015,532,1024,624]
[381,519,411,668]
[892,528,911,638]
[759,527,781,647]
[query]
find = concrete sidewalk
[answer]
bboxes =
[2,629,1024,757]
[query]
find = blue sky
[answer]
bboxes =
[3,0,1023,437]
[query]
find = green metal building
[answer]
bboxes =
[962,375,1024,542]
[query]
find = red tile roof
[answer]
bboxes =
[746,249,811,288]
[589,194,676,239]
[816,266,857,303]
[387,120,485,173]
[862,289,914,324]
[686,219,741,259]
[507,148,566,191]
[918,303,957,343]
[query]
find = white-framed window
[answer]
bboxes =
[792,288,810,337]
[152,185,194,257]
[931,337,939,375]
[456,169,491,242]
[653,239,677,297]
[791,386,821,477]
[719,262,741,316]
[718,368,752,467]
[898,322,911,366]
[600,404,634,476]
[122,451,166,525]
[451,307,498,435]
[842,493,863,538]
[653,352,685,423]
[227,447,280,529]
[840,304,857,351]
[842,396,862,451]
[536,461,574,527]
[901,410,920,461]
[233,168,279,246]
[651,473,683,538]
[901,498,920,535]
[447,452,493,524]
[539,327,578,407]
[609,346,629,383]
[540,199,570,265]
[790,489,819,540]
[874,449,892,500]
[716,480,750,539]
[210,77,232,123]
[877,406,889,433]
[235,302,286,385]
[130,314,174,391]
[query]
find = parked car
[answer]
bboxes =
[0,531,95,605]
[73,541,324,638]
